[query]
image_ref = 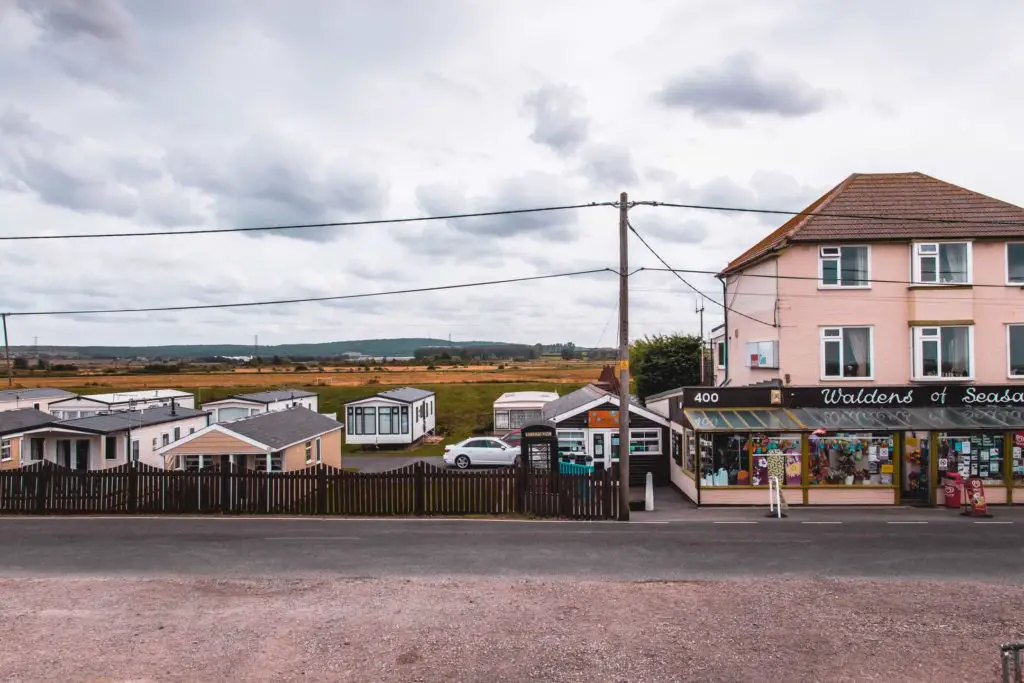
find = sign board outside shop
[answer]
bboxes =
[678,385,1024,410]
[589,410,620,429]
[963,477,991,517]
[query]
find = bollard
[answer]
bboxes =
[645,471,654,511]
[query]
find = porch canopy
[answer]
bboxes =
[683,406,1024,432]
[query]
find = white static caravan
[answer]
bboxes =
[49,389,195,420]
[492,391,558,435]
[201,389,319,423]
[344,387,436,447]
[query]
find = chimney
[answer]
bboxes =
[170,397,177,416]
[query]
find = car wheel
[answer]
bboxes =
[454,454,471,469]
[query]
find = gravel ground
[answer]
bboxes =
[1,577,1021,682]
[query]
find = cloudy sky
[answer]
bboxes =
[2,0,1023,348]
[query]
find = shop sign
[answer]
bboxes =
[589,410,620,428]
[678,385,1024,409]
[963,477,989,517]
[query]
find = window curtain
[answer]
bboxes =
[843,328,870,377]
[939,245,966,283]
[941,328,969,376]
[840,248,868,285]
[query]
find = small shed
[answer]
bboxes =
[344,387,436,446]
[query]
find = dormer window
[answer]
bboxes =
[818,245,869,287]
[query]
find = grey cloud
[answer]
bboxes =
[166,135,387,242]
[17,0,134,45]
[580,144,638,189]
[411,172,582,258]
[633,216,709,244]
[656,52,831,122]
[661,171,824,226]
[523,85,589,155]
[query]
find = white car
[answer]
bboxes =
[443,437,518,469]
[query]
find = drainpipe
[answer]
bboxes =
[717,274,729,387]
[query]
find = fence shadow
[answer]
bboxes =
[0,460,620,520]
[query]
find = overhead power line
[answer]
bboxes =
[0,203,613,241]
[638,266,1024,290]
[4,268,614,318]
[627,220,777,328]
[639,201,1024,227]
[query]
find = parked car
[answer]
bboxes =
[443,437,517,469]
[501,429,522,447]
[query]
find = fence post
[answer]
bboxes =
[219,455,231,514]
[127,461,138,514]
[316,463,327,516]
[515,460,525,514]
[414,461,425,516]
[35,463,49,514]
[603,469,613,520]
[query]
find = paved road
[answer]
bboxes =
[1,517,1022,582]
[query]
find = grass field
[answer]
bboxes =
[6,361,603,390]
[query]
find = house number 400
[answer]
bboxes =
[692,392,719,404]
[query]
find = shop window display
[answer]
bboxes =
[810,433,894,485]
[937,433,1004,485]
[699,433,801,486]
[1014,433,1024,485]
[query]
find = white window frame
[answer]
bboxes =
[629,429,661,455]
[819,326,875,380]
[912,325,975,381]
[715,341,726,370]
[818,245,871,289]
[1007,243,1024,285]
[305,441,313,464]
[28,438,43,462]
[1007,324,1024,378]
[556,430,586,456]
[0,439,10,462]
[254,453,283,472]
[494,410,510,430]
[316,438,322,464]
[912,241,972,285]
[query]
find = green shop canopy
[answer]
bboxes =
[684,406,1024,433]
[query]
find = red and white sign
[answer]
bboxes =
[964,477,989,517]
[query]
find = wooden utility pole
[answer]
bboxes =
[617,192,631,521]
[2,314,11,387]
[697,294,706,385]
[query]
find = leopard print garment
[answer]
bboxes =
[767,453,786,484]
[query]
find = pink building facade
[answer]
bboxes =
[669,173,1024,507]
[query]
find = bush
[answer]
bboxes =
[294,363,308,372]
[427,364,436,371]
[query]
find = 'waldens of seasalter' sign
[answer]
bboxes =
[678,385,1024,409]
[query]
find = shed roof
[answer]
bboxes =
[220,407,342,450]
[226,389,318,404]
[721,172,1024,275]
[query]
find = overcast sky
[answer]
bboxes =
[2,0,1023,348]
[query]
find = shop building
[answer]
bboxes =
[667,384,1024,506]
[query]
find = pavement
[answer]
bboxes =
[2,514,1023,582]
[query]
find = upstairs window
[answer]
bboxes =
[913,326,972,379]
[913,242,971,284]
[715,341,727,369]
[821,327,873,379]
[1007,243,1024,284]
[819,246,869,287]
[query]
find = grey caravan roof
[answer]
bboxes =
[0,408,59,435]
[223,407,342,449]
[0,388,76,402]
[233,389,318,403]
[55,406,209,434]
[375,387,435,403]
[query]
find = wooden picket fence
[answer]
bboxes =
[0,460,620,520]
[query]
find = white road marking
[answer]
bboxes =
[802,521,842,525]
[264,536,361,541]
[887,521,928,524]
[974,521,1013,524]
[713,521,758,525]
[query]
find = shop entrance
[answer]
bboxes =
[901,431,930,504]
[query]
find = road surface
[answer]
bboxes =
[0,516,1021,581]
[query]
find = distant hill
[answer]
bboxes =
[12,338,510,360]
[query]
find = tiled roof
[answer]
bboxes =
[0,409,59,435]
[221,407,342,450]
[721,172,1024,275]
